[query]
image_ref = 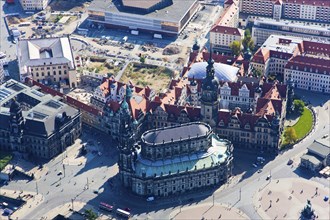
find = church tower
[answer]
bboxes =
[200,51,219,127]
[9,98,24,151]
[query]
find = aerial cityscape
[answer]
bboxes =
[0,0,329,219]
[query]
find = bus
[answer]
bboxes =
[99,202,113,212]
[116,208,131,218]
[18,22,31,27]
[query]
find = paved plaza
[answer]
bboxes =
[254,178,330,220]
[169,203,249,220]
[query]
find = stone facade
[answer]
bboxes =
[0,80,81,159]
[118,122,233,197]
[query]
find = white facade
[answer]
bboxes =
[210,29,243,51]
[19,0,51,10]
[284,66,330,94]
[252,18,330,45]
[300,4,317,21]
[273,4,282,20]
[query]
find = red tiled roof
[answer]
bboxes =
[185,106,201,120]
[301,41,330,57]
[283,0,329,7]
[210,25,242,36]
[251,48,270,64]
[202,52,238,64]
[285,56,330,75]
[274,0,282,5]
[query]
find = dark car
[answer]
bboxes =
[287,159,293,165]
[124,207,131,212]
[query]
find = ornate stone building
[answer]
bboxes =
[0,80,81,159]
[118,122,233,197]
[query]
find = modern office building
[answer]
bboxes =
[19,0,51,11]
[239,0,330,23]
[17,36,78,88]
[87,0,200,35]
[252,18,330,45]
[0,79,81,159]
[118,122,233,197]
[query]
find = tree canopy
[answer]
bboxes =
[230,41,242,56]
[242,29,255,51]
[284,127,298,144]
[84,209,98,220]
[293,99,305,115]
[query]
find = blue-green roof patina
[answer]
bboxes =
[134,134,231,178]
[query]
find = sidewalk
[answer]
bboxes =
[168,203,249,220]
[0,189,44,220]
[253,178,329,220]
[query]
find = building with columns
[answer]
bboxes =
[0,80,81,159]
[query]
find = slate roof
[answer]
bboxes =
[308,137,330,158]
[0,79,80,137]
[142,122,211,145]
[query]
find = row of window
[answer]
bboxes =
[31,70,67,77]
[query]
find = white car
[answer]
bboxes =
[146,196,154,202]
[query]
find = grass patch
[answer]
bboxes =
[281,107,313,147]
[0,152,12,171]
[121,63,173,92]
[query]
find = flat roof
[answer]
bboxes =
[88,0,198,23]
[254,18,330,32]
[142,122,211,145]
[262,35,303,54]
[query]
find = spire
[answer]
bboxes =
[206,46,215,78]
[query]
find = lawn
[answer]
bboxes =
[120,63,174,92]
[0,152,12,171]
[281,107,313,146]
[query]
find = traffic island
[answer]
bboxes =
[253,178,329,219]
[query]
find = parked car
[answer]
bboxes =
[146,196,154,202]
[266,175,271,180]
[287,159,293,165]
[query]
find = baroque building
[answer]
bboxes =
[0,80,81,159]
[118,122,233,197]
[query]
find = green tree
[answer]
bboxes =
[140,56,145,64]
[284,127,298,144]
[242,29,255,51]
[84,209,98,220]
[293,99,305,115]
[229,41,242,56]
